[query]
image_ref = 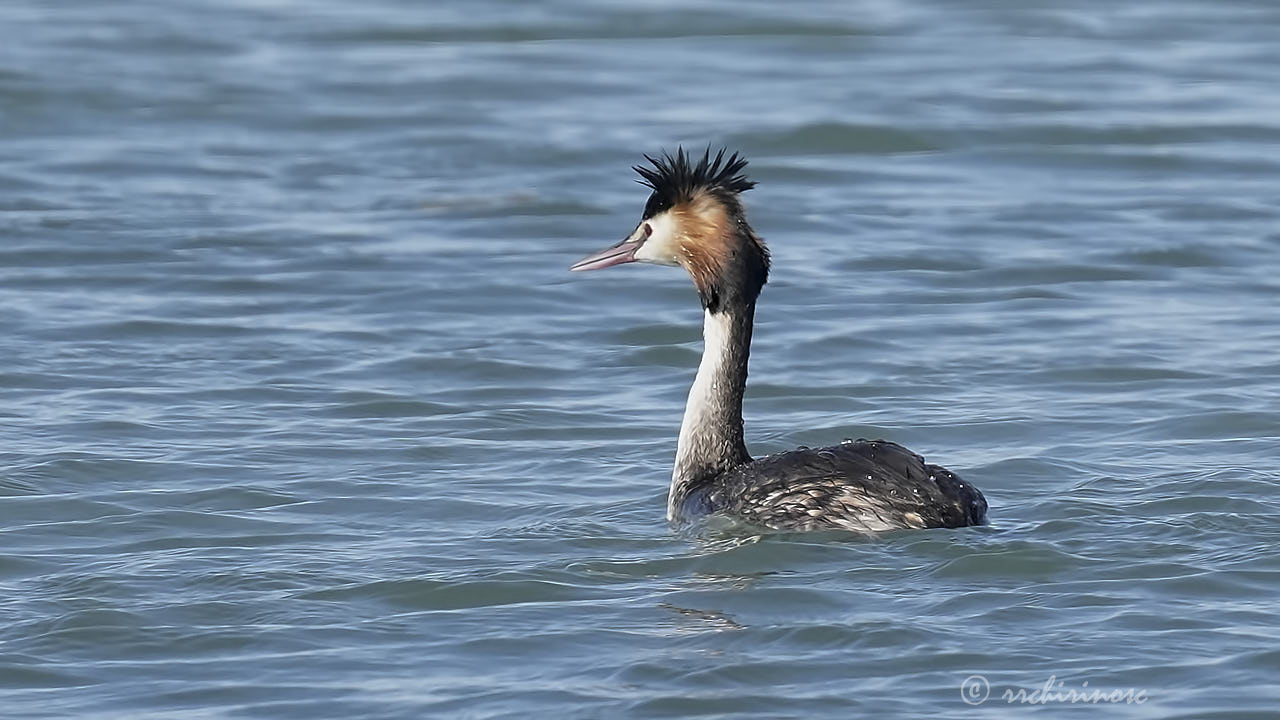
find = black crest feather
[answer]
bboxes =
[634,146,756,218]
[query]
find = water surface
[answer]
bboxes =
[3,1,1279,717]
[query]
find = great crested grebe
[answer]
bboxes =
[571,148,988,532]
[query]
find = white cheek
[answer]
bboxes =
[633,211,682,266]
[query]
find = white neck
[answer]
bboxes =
[667,308,753,520]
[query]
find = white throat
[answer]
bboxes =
[668,309,747,520]
[676,310,732,457]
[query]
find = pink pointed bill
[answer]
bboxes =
[569,237,643,272]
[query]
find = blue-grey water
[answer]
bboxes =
[3,1,1279,717]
